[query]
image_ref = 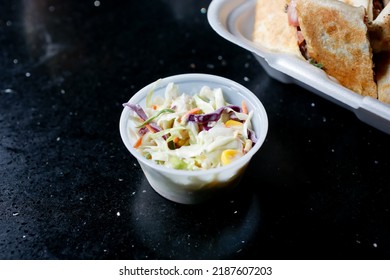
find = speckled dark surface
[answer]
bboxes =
[1,0,390,260]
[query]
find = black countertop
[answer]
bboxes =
[1,0,390,260]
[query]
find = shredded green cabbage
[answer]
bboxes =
[126,82,255,170]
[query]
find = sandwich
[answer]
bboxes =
[375,51,390,103]
[343,0,374,20]
[368,3,390,53]
[291,0,378,98]
[252,0,389,102]
[372,0,389,20]
[371,3,390,103]
[335,0,387,22]
[253,0,302,57]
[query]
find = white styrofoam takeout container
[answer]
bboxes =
[207,0,390,134]
[119,73,268,204]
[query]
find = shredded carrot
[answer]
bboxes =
[183,107,201,120]
[152,105,158,110]
[189,107,201,114]
[133,136,143,148]
[145,124,156,133]
[242,100,248,114]
[173,136,180,143]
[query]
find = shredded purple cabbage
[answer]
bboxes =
[187,105,257,144]
[124,102,256,144]
[229,114,240,121]
[187,105,240,124]
[123,102,162,133]
[138,127,149,136]
[248,129,257,145]
[123,103,148,120]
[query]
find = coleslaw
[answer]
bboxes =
[123,81,257,170]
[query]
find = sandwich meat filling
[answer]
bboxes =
[286,0,318,65]
[373,0,386,19]
[286,0,387,66]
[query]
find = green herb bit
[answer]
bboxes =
[167,140,176,150]
[136,108,175,128]
[169,156,187,170]
[309,59,323,69]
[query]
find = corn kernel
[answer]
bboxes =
[225,120,243,128]
[221,149,242,165]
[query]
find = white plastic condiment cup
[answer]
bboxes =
[119,73,268,204]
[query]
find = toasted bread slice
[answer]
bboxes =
[342,0,374,21]
[368,4,390,53]
[296,0,377,98]
[253,0,302,57]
